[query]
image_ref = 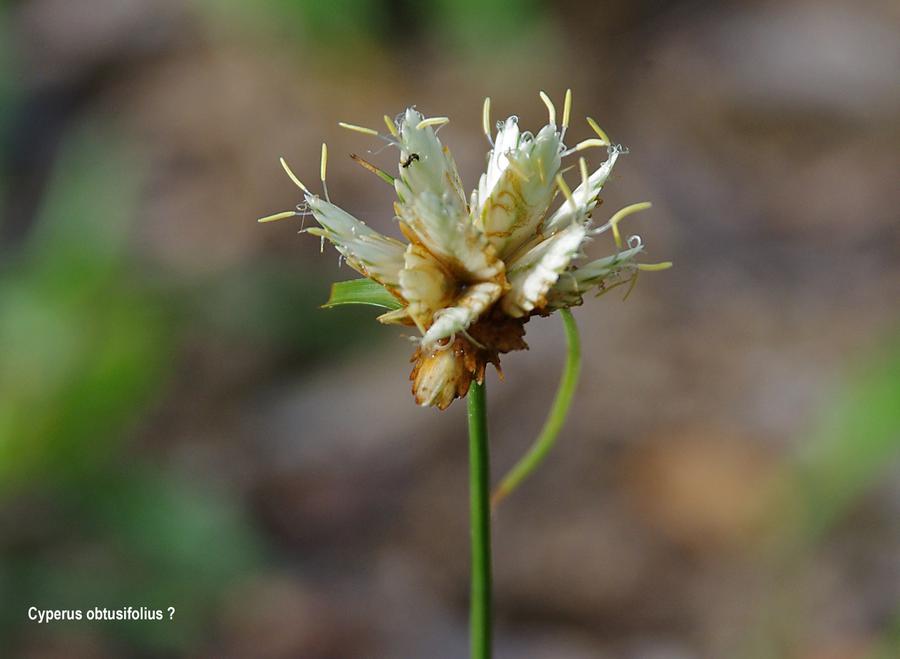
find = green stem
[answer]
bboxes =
[467,379,492,659]
[492,308,582,508]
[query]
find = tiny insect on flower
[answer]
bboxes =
[260,91,671,409]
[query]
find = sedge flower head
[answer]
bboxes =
[260,91,670,409]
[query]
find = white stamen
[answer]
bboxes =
[539,91,556,126]
[279,157,309,193]
[383,115,398,137]
[482,97,493,144]
[561,89,572,139]
[257,210,297,223]
[564,138,609,156]
[637,261,673,271]
[320,142,330,201]
[555,173,576,214]
[586,117,611,145]
[416,117,450,130]
[608,202,652,249]
[338,121,379,136]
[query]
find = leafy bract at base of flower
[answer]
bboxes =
[323,278,404,310]
[260,90,671,408]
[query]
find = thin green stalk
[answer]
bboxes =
[492,308,582,508]
[467,380,492,659]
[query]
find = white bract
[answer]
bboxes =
[260,91,670,409]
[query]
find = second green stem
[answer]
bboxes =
[492,307,582,507]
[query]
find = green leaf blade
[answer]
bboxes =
[323,279,403,311]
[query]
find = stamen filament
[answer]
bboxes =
[320,142,330,201]
[637,261,673,271]
[383,114,398,137]
[561,89,572,137]
[608,201,652,249]
[539,90,556,126]
[257,210,297,223]
[351,153,395,185]
[579,157,589,188]
[338,121,379,136]
[279,157,309,193]
[571,138,609,153]
[555,173,574,207]
[594,277,633,299]
[416,117,450,130]
[622,271,639,300]
[482,97,492,140]
[586,117,611,145]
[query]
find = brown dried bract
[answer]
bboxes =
[410,312,528,409]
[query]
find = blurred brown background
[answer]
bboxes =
[1,0,899,657]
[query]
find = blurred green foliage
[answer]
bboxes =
[0,133,171,490]
[801,334,900,656]
[429,0,546,53]
[748,331,900,659]
[0,468,262,652]
[0,88,390,655]
[793,333,900,542]
[191,263,390,366]
[198,0,547,55]
[0,129,263,653]
[273,0,386,44]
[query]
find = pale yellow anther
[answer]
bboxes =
[609,202,652,249]
[416,117,450,130]
[579,157,589,188]
[586,117,611,145]
[555,173,574,205]
[338,121,379,136]
[320,143,328,182]
[637,261,673,272]
[482,97,491,138]
[279,157,309,193]
[539,91,556,126]
[562,89,572,130]
[383,115,398,137]
[257,210,297,224]
[573,138,609,152]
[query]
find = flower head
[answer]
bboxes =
[260,91,670,409]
